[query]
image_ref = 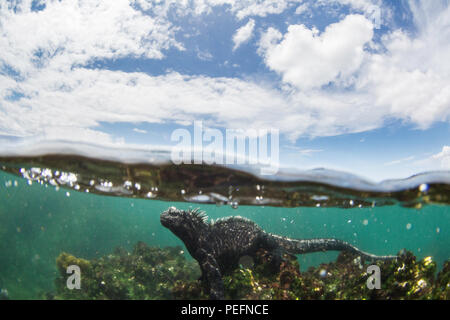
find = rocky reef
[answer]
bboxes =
[52,242,201,300]
[51,242,449,300]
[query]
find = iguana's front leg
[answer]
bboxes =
[196,248,225,300]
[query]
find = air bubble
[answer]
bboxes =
[124,181,132,188]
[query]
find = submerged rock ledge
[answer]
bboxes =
[50,242,449,300]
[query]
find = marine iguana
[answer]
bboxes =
[160,207,397,299]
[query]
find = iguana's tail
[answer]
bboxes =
[271,235,397,262]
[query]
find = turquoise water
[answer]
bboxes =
[0,169,448,299]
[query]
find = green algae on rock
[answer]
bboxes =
[220,249,448,300]
[53,242,201,300]
[51,243,449,300]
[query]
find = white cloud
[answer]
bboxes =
[258,1,450,132]
[42,126,124,146]
[384,156,415,167]
[196,48,213,61]
[298,149,323,156]
[232,19,255,51]
[287,146,324,156]
[330,0,379,12]
[231,0,292,20]
[133,0,381,21]
[259,14,374,90]
[294,3,308,15]
[132,0,295,20]
[412,146,450,172]
[0,0,448,161]
[0,0,182,76]
[133,128,148,134]
[228,0,381,20]
[0,67,290,138]
[1,61,384,145]
[431,146,450,170]
[284,145,324,154]
[356,1,450,129]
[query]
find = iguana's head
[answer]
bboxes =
[160,207,208,242]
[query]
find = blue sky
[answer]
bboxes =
[0,0,449,181]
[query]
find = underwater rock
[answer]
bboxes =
[51,243,449,300]
[0,288,9,300]
[172,280,206,300]
[53,242,200,300]
[432,261,450,300]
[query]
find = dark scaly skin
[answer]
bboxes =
[160,207,397,300]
